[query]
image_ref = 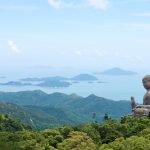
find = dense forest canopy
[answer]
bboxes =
[1,114,150,150]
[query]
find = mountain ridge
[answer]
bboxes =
[0,90,131,129]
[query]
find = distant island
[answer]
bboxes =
[98,67,138,75]
[0,74,99,88]
[37,80,71,88]
[0,80,71,88]
[71,74,98,81]
[21,74,98,82]
[0,81,32,86]
[21,76,68,82]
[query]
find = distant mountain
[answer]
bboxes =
[99,67,138,75]
[0,90,48,105]
[0,90,131,128]
[71,74,98,81]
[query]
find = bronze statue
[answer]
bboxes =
[131,75,150,116]
[142,75,150,105]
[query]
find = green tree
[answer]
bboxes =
[100,136,150,150]
[57,131,96,150]
[59,126,73,138]
[80,124,102,146]
[42,129,63,148]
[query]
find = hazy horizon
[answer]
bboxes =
[0,0,150,74]
[0,66,149,80]
[0,0,150,103]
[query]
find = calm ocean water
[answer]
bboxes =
[0,74,146,103]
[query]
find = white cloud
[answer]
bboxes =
[131,23,150,30]
[48,0,63,9]
[48,0,74,9]
[95,50,103,56]
[118,23,150,30]
[8,40,21,54]
[134,13,150,17]
[74,50,82,56]
[114,52,120,57]
[0,6,40,11]
[87,0,110,9]
[48,0,111,10]
[136,56,142,61]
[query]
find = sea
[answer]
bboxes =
[0,73,146,103]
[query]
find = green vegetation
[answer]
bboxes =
[0,102,90,129]
[1,114,150,150]
[0,90,131,129]
[0,114,31,132]
[57,131,96,150]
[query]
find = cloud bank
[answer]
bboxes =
[8,40,21,54]
[48,0,111,10]
[87,0,110,10]
[134,13,150,17]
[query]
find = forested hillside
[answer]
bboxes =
[0,102,90,129]
[1,114,150,150]
[0,90,131,129]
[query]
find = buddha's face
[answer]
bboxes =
[143,79,150,90]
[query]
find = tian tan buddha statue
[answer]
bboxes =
[131,75,150,116]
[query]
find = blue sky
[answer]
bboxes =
[0,0,150,74]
